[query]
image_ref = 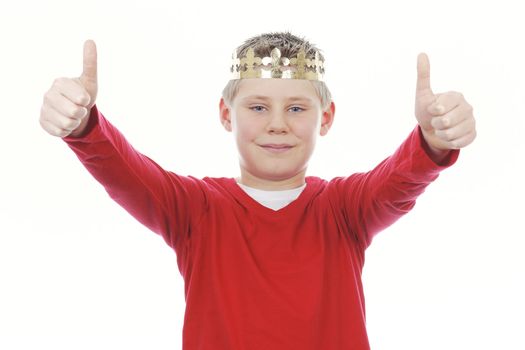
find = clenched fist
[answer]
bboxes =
[40,40,98,138]
[414,53,477,155]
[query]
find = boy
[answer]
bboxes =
[39,32,476,349]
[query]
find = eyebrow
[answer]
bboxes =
[240,95,314,103]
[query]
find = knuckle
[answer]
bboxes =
[444,91,464,103]
[40,104,56,122]
[43,91,53,106]
[40,103,55,120]
[53,77,67,86]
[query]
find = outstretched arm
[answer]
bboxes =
[336,53,476,248]
[39,41,207,249]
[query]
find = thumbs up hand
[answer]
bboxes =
[414,53,476,155]
[40,40,98,138]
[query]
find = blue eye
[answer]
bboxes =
[289,106,304,112]
[251,105,266,112]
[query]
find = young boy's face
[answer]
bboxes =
[220,78,335,189]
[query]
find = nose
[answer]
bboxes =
[266,111,289,134]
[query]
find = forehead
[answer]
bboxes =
[234,79,319,104]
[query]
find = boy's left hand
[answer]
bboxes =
[414,53,477,154]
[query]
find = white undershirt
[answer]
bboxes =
[237,183,307,210]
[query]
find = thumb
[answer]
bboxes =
[79,39,98,108]
[80,39,97,85]
[416,52,433,95]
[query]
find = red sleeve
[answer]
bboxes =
[62,105,208,250]
[330,125,459,248]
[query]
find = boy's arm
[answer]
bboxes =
[61,105,207,249]
[332,125,459,248]
[332,53,476,248]
[39,40,206,249]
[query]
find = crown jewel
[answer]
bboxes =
[230,47,325,81]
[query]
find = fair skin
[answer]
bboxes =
[219,79,335,190]
[40,40,477,191]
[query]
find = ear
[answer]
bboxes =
[219,98,232,132]
[319,101,335,136]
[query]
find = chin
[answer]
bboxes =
[259,166,308,182]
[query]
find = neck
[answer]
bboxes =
[237,169,306,191]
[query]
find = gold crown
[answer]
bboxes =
[230,47,325,81]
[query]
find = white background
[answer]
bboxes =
[1,0,524,349]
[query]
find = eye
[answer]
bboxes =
[289,106,304,113]
[250,105,266,112]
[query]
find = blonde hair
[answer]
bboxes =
[222,32,332,110]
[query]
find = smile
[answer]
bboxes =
[259,144,294,153]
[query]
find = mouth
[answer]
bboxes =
[259,143,294,153]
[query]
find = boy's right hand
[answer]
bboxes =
[40,40,98,138]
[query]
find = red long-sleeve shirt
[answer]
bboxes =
[64,106,459,349]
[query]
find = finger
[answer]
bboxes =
[41,103,83,131]
[427,91,464,116]
[39,118,72,138]
[433,116,476,142]
[44,88,88,119]
[449,130,477,149]
[81,39,97,84]
[431,103,473,130]
[416,52,433,94]
[52,77,91,106]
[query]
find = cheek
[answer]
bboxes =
[291,120,320,140]
[235,118,264,138]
